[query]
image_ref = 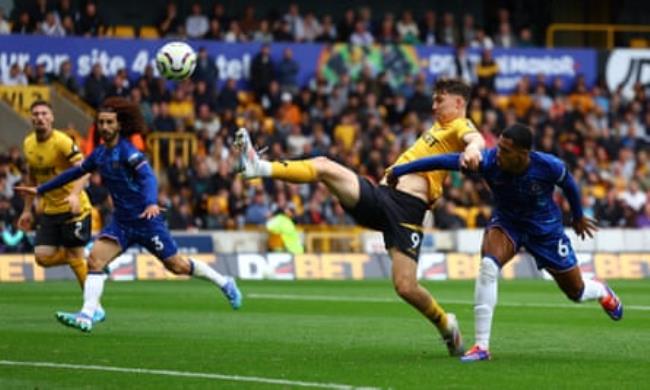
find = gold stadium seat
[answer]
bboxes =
[139,25,160,39]
[630,38,648,48]
[113,25,135,38]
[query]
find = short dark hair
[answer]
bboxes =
[30,100,53,112]
[434,78,471,103]
[502,123,533,150]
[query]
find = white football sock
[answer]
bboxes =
[475,257,500,350]
[258,160,272,177]
[190,258,228,287]
[81,273,105,318]
[579,278,607,302]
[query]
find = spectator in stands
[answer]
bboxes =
[130,87,154,129]
[337,9,356,43]
[277,92,301,128]
[217,79,239,112]
[461,14,477,44]
[61,15,75,35]
[107,70,130,98]
[56,60,79,94]
[419,10,437,45]
[239,5,258,37]
[470,28,493,50]
[350,20,374,46]
[396,10,419,44]
[185,2,209,39]
[619,179,647,213]
[30,0,50,26]
[31,63,52,85]
[636,203,650,228]
[223,20,247,42]
[204,18,221,40]
[451,45,475,85]
[153,102,176,132]
[76,1,104,37]
[277,47,300,94]
[1,218,31,253]
[2,63,28,86]
[494,22,516,48]
[56,0,76,25]
[518,27,535,47]
[250,44,275,97]
[158,1,180,37]
[283,3,304,42]
[316,14,337,42]
[245,187,270,225]
[252,19,273,43]
[193,80,217,113]
[0,7,11,34]
[301,12,321,42]
[192,47,218,87]
[210,3,230,32]
[12,11,35,34]
[376,13,396,44]
[439,12,459,46]
[476,49,498,91]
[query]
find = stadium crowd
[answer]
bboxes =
[1,1,536,48]
[0,2,649,249]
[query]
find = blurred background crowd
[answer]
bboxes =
[0,1,649,253]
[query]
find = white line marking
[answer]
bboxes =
[0,360,379,390]
[247,293,650,311]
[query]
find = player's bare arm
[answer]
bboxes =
[461,132,485,171]
[17,169,37,231]
[66,160,90,215]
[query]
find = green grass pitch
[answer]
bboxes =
[0,279,648,389]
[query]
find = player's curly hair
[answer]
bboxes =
[434,78,471,103]
[98,97,147,137]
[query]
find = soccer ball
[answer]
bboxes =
[155,41,197,81]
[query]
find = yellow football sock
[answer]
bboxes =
[270,160,318,183]
[424,297,449,333]
[68,256,88,290]
[36,248,68,266]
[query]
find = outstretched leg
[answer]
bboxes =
[234,128,360,208]
[548,267,623,320]
[163,255,242,310]
[462,227,516,362]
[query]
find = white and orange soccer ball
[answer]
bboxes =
[155,41,197,81]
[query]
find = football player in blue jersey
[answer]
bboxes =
[387,123,623,362]
[16,97,242,333]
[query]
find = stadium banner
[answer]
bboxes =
[603,48,650,100]
[0,85,50,117]
[0,35,596,94]
[3,252,649,282]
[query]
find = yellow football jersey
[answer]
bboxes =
[391,117,478,201]
[23,130,91,218]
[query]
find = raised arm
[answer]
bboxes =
[392,153,463,178]
[460,131,486,170]
[37,166,87,195]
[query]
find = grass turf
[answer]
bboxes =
[0,279,647,389]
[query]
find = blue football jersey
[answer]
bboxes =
[82,139,158,222]
[479,149,567,236]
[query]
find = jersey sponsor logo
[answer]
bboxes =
[422,133,438,148]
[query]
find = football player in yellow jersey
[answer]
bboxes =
[234,78,484,356]
[18,101,94,292]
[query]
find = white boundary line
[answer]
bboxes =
[247,293,650,311]
[0,360,379,390]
